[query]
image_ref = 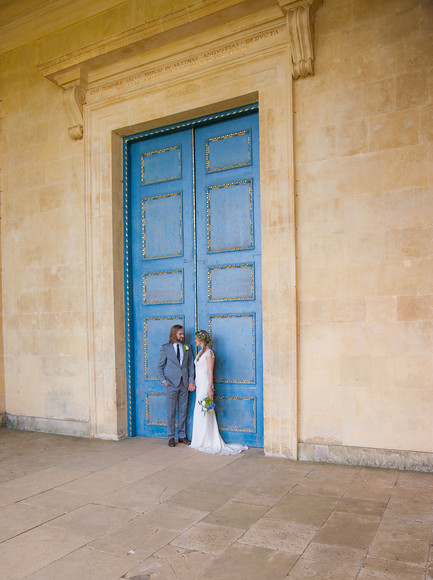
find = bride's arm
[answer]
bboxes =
[206,353,215,399]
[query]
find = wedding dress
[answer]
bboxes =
[190,349,248,455]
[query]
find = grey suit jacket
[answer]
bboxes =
[157,343,194,387]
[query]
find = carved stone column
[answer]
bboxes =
[279,0,323,79]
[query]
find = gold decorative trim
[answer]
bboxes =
[207,180,253,253]
[216,395,256,432]
[208,263,254,302]
[143,269,184,304]
[124,139,133,436]
[209,313,255,383]
[125,105,258,145]
[142,192,183,259]
[205,130,251,173]
[141,145,181,185]
[192,130,198,332]
[145,393,166,426]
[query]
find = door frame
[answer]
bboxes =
[83,25,298,457]
[123,104,262,440]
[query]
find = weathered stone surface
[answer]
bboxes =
[368,517,431,565]
[171,521,244,554]
[0,0,432,470]
[0,432,432,579]
[313,513,381,550]
[239,518,318,554]
[266,492,338,526]
[200,543,297,579]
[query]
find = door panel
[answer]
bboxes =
[130,130,194,437]
[207,180,254,252]
[127,109,262,445]
[195,113,263,446]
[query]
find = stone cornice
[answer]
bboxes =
[0,0,127,55]
[1,0,250,56]
[38,0,276,86]
[85,16,288,101]
[38,0,322,139]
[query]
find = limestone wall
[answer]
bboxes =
[0,0,218,436]
[0,0,432,460]
[0,40,90,433]
[0,100,4,422]
[296,0,433,453]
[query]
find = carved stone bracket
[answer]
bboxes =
[279,0,323,79]
[64,85,86,140]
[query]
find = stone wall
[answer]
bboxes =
[0,0,432,462]
[0,39,90,434]
[0,0,271,438]
[0,0,166,433]
[296,0,433,454]
[0,98,4,423]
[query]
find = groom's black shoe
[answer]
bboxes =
[168,438,175,447]
[178,437,191,445]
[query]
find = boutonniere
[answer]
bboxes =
[183,345,189,351]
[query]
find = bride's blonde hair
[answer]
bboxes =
[195,330,211,360]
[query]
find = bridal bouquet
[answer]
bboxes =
[198,396,215,414]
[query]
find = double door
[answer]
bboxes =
[127,108,263,446]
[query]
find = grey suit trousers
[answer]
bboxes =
[157,343,194,440]
[165,379,188,440]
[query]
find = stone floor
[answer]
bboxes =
[0,429,432,579]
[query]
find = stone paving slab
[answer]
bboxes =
[198,543,298,580]
[25,546,135,580]
[88,518,177,562]
[0,428,432,579]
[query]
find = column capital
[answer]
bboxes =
[278,0,323,79]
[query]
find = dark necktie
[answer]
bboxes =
[176,344,180,362]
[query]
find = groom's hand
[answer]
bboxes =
[188,382,195,391]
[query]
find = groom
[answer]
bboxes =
[157,324,195,447]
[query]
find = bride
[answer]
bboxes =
[190,330,247,455]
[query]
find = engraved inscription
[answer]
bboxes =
[89,26,285,97]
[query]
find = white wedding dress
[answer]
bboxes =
[190,349,248,455]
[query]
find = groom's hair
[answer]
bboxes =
[169,324,183,343]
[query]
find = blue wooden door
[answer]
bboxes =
[128,130,195,438]
[126,107,263,445]
[194,115,263,446]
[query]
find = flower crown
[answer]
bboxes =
[196,331,210,343]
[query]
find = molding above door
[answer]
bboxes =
[37,0,322,140]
